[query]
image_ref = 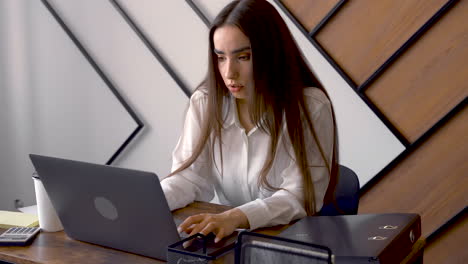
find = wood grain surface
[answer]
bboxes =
[0,202,232,264]
[281,0,340,32]
[359,106,468,238]
[366,0,468,142]
[316,0,447,85]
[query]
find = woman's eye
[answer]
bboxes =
[217,56,226,62]
[239,55,251,61]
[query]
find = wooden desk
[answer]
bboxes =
[0,203,424,264]
[0,202,237,264]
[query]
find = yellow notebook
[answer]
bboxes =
[0,210,39,229]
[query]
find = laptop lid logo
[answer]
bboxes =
[94,197,118,221]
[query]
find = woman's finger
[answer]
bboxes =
[214,227,225,243]
[178,214,205,233]
[182,219,211,248]
[188,215,214,236]
[199,222,217,236]
[184,225,196,234]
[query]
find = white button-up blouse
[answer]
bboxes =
[161,87,333,230]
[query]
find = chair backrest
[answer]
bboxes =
[235,231,333,264]
[319,165,360,216]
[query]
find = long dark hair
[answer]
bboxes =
[170,0,338,215]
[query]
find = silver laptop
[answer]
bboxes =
[29,154,181,260]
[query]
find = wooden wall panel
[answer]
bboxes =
[281,0,339,32]
[359,106,468,238]
[315,0,447,85]
[281,0,467,261]
[366,0,468,142]
[424,214,468,264]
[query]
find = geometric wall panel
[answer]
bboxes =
[113,0,209,94]
[37,0,141,165]
[281,0,340,32]
[110,0,192,97]
[188,0,232,25]
[315,0,447,86]
[424,212,468,264]
[359,105,468,238]
[366,0,468,142]
[43,0,190,176]
[276,0,467,258]
[274,0,464,167]
[1,0,141,210]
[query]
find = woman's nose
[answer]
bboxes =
[225,60,238,79]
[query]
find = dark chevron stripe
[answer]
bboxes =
[427,206,467,243]
[310,0,348,37]
[358,0,459,92]
[186,0,211,27]
[41,0,144,165]
[110,0,192,98]
[361,98,467,193]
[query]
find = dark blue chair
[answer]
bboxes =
[319,165,360,216]
[233,165,358,263]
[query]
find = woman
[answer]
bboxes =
[161,0,338,243]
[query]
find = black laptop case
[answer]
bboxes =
[278,213,421,264]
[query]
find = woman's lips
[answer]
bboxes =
[228,85,243,92]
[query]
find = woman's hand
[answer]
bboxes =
[178,208,249,244]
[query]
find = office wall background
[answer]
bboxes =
[0,0,464,261]
[1,0,404,210]
[277,0,467,262]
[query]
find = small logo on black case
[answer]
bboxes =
[368,236,387,241]
[379,225,398,230]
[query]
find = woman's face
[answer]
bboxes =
[213,25,253,100]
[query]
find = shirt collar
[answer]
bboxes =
[223,95,239,128]
[223,96,267,134]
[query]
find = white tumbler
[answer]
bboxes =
[32,172,63,232]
